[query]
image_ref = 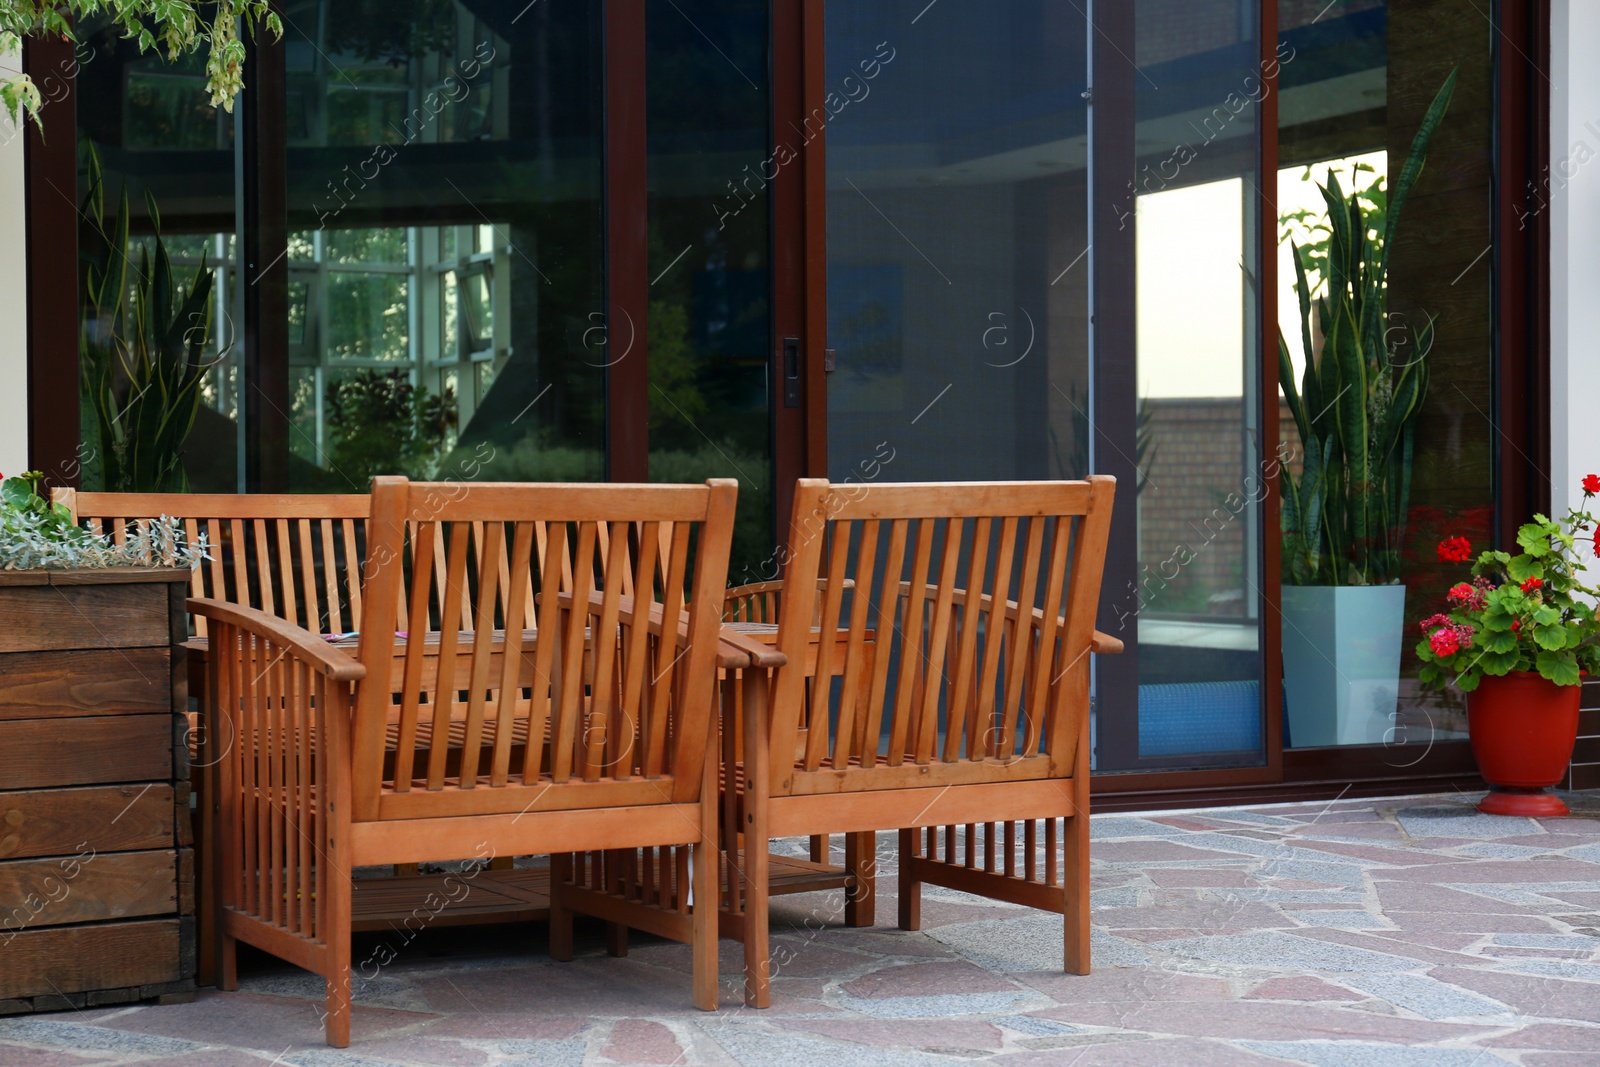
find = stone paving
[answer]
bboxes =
[4,792,1600,1065]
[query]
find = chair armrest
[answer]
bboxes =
[1091,630,1124,655]
[559,591,788,670]
[715,625,788,669]
[186,598,367,682]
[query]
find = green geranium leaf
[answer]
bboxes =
[1535,624,1569,650]
[1507,556,1545,581]
[1518,524,1552,556]
[1483,608,1515,632]
[1456,671,1481,692]
[1483,630,1519,654]
[1479,650,1520,675]
[1538,650,1582,687]
[1492,550,1512,564]
[1534,604,1562,626]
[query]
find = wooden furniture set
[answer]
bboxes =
[52,474,1118,1047]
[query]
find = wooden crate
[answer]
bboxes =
[0,568,195,1012]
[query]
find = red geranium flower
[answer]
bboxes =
[1512,619,1522,632]
[1446,582,1475,603]
[1429,628,1462,656]
[1521,577,1544,592]
[1593,526,1600,560]
[1437,536,1472,563]
[1584,474,1600,494]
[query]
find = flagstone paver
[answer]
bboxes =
[3,793,1600,1065]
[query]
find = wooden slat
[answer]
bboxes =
[0,849,179,930]
[551,523,598,784]
[393,522,436,792]
[0,919,182,998]
[490,523,535,788]
[0,583,170,653]
[458,522,505,788]
[321,519,344,634]
[0,649,170,718]
[0,784,174,861]
[427,524,471,790]
[945,517,991,762]
[0,716,171,790]
[522,523,567,784]
[887,519,936,767]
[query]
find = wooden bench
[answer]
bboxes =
[717,478,1117,1005]
[191,476,741,1045]
[51,488,672,983]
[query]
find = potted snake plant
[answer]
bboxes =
[1278,70,1455,747]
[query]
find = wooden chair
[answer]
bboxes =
[722,477,1119,1006]
[190,476,740,1045]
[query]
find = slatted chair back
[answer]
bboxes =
[54,489,653,641]
[765,477,1116,793]
[53,489,372,639]
[349,477,739,822]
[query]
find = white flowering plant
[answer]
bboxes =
[0,470,206,570]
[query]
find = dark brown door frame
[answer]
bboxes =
[769,0,826,539]
[603,0,650,483]
[240,6,289,494]
[22,35,81,488]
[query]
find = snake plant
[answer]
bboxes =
[79,147,221,493]
[1280,70,1456,587]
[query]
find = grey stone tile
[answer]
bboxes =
[1340,974,1512,1020]
[1089,817,1193,840]
[1238,1041,1516,1066]
[1494,934,1600,950]
[1154,932,1416,973]
[1396,806,1543,839]
[835,991,1037,1020]
[0,1020,204,1057]
[993,1015,1080,1036]
[1206,889,1367,904]
[1460,843,1557,860]
[925,915,1150,970]
[482,1039,587,1067]
[704,1025,978,1067]
[1090,887,1143,909]
[1483,959,1600,981]
[1286,911,1391,931]
[1561,843,1600,863]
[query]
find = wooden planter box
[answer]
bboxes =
[0,568,195,1012]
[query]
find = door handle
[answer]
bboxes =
[782,336,801,408]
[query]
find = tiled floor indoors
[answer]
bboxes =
[3,793,1600,1066]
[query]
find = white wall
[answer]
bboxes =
[1550,1,1600,519]
[0,50,27,477]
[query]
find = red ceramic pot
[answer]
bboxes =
[1466,671,1581,816]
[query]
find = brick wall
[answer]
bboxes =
[1138,397,1252,615]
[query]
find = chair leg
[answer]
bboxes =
[549,854,574,962]
[742,841,770,1008]
[808,834,827,864]
[324,970,351,1048]
[605,922,629,958]
[324,864,354,1048]
[896,828,921,931]
[217,933,238,992]
[1063,812,1091,975]
[691,839,718,1010]
[844,831,875,928]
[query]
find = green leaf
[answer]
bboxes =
[1,477,36,510]
[1537,651,1582,687]
[1507,556,1545,581]
[1479,650,1521,676]
[1483,630,1519,654]
[1517,524,1552,557]
[1455,671,1481,692]
[1534,625,1569,650]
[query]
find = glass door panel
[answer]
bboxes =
[1092,0,1268,772]
[645,0,774,582]
[281,0,606,491]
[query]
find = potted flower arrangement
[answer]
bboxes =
[1414,476,1600,816]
